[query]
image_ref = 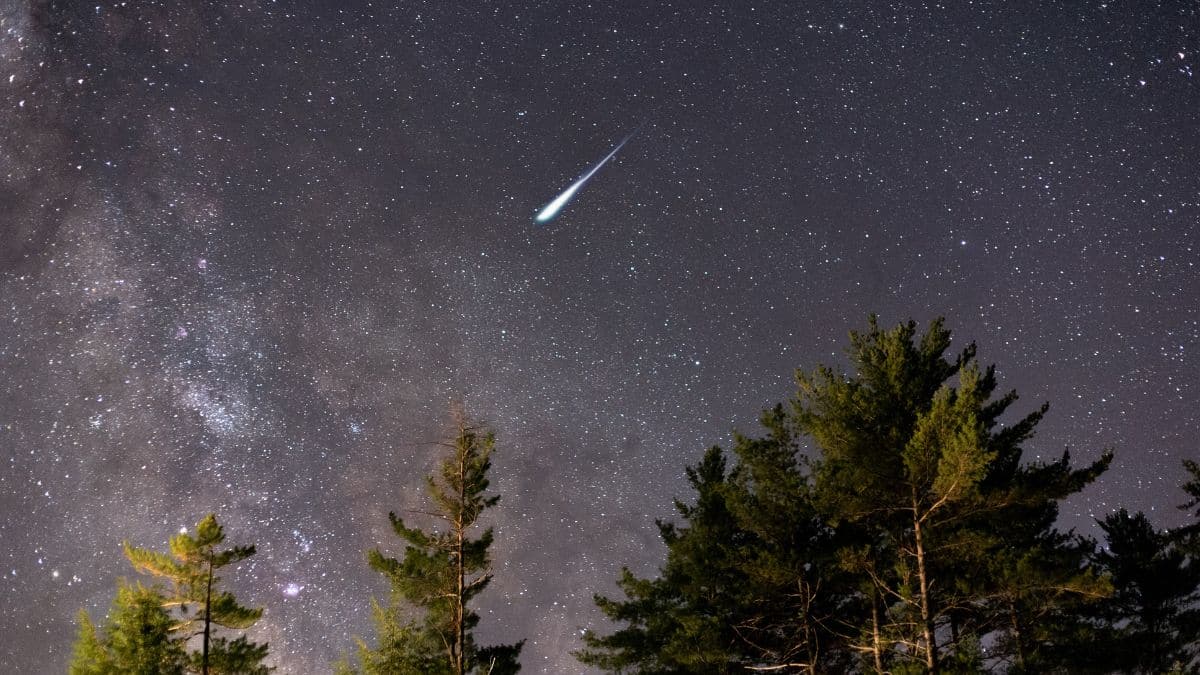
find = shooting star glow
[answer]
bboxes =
[535,131,638,224]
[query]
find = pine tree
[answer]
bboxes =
[1179,459,1200,555]
[124,513,269,675]
[70,610,114,675]
[796,316,1110,671]
[578,446,747,674]
[1178,458,1200,668]
[1091,508,1200,673]
[340,598,450,674]
[350,416,523,675]
[69,581,187,675]
[966,452,1111,672]
[798,317,997,670]
[578,408,852,673]
[1183,459,1200,516]
[721,406,854,672]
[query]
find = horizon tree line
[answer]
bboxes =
[69,317,1200,673]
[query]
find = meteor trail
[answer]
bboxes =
[534,130,638,224]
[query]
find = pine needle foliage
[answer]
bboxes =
[123,513,269,674]
[348,416,523,675]
[580,316,1116,674]
[69,580,187,675]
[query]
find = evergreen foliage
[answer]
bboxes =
[1183,459,1200,521]
[123,513,269,674]
[798,317,1112,671]
[578,410,852,673]
[580,317,1119,673]
[69,581,187,675]
[70,610,114,675]
[64,319,1200,675]
[345,416,523,675]
[578,446,750,673]
[1179,459,1200,556]
[1089,508,1200,673]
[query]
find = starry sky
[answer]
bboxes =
[1,1,1197,672]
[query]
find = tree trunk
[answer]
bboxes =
[871,587,884,673]
[1008,597,1025,671]
[804,580,819,675]
[912,494,937,673]
[203,551,214,675]
[455,442,467,675]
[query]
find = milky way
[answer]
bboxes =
[1,2,1198,672]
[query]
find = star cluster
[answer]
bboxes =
[1,1,1197,672]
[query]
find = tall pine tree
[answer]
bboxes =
[578,408,851,673]
[1089,508,1200,673]
[719,406,853,672]
[348,416,523,675]
[577,446,748,674]
[124,513,269,675]
[798,317,1110,672]
[798,317,995,670]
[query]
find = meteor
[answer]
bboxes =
[534,129,638,224]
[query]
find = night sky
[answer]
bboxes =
[2,1,1198,672]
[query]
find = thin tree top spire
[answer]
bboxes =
[356,414,522,674]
